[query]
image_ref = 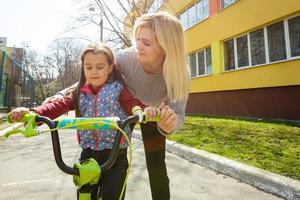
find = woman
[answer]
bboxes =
[45,12,190,200]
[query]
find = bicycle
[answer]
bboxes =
[3,106,159,200]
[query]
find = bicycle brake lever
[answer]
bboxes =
[5,113,39,138]
[21,118,38,137]
[2,128,23,139]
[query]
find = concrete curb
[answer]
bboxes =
[132,131,300,200]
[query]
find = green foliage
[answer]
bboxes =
[47,79,63,96]
[34,79,63,103]
[169,116,300,180]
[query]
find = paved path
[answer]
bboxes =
[0,128,282,200]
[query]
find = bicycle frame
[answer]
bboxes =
[5,106,159,200]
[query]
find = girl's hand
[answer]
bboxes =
[158,102,178,134]
[144,106,160,120]
[9,107,30,122]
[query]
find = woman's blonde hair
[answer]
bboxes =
[133,12,190,102]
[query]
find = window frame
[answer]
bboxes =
[179,10,189,30]
[148,0,164,13]
[189,47,212,78]
[220,0,237,9]
[249,28,266,66]
[223,13,300,72]
[178,0,210,31]
[286,15,300,58]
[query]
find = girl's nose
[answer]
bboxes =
[91,68,98,74]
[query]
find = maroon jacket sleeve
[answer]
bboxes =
[119,88,146,115]
[32,97,75,119]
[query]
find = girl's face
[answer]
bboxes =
[83,52,113,89]
[136,27,165,73]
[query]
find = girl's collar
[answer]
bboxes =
[80,83,102,95]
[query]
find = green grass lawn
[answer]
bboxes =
[168,115,300,181]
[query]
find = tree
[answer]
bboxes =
[67,0,150,50]
[44,38,83,90]
[23,48,53,103]
[21,38,82,104]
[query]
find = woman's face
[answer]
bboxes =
[136,27,165,73]
[83,52,113,89]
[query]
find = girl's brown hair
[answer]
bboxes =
[72,43,123,116]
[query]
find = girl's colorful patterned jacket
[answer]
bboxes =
[32,81,146,150]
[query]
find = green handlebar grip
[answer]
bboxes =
[132,105,160,123]
[132,106,142,115]
[6,113,38,137]
[7,113,35,124]
[20,114,35,123]
[143,112,160,123]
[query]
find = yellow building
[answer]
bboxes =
[127,0,300,120]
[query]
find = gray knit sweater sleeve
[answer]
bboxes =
[116,47,187,133]
[169,97,187,133]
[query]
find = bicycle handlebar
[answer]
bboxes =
[6,106,160,176]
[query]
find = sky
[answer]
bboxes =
[0,0,100,54]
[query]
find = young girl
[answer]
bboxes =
[9,43,157,200]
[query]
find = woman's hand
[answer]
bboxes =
[158,102,178,134]
[43,94,64,104]
[9,107,30,122]
[144,106,160,120]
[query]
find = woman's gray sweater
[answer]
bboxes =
[116,47,187,133]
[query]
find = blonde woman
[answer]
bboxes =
[45,12,190,200]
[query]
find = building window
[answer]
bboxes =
[188,4,197,27]
[197,0,209,22]
[148,0,164,13]
[179,0,210,30]
[223,14,300,72]
[288,15,300,57]
[197,50,205,75]
[179,11,188,30]
[206,47,212,74]
[189,47,212,78]
[237,35,249,68]
[250,29,266,66]
[196,0,204,22]
[221,0,236,9]
[202,0,209,18]
[267,21,286,62]
[189,53,197,77]
[224,39,235,71]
